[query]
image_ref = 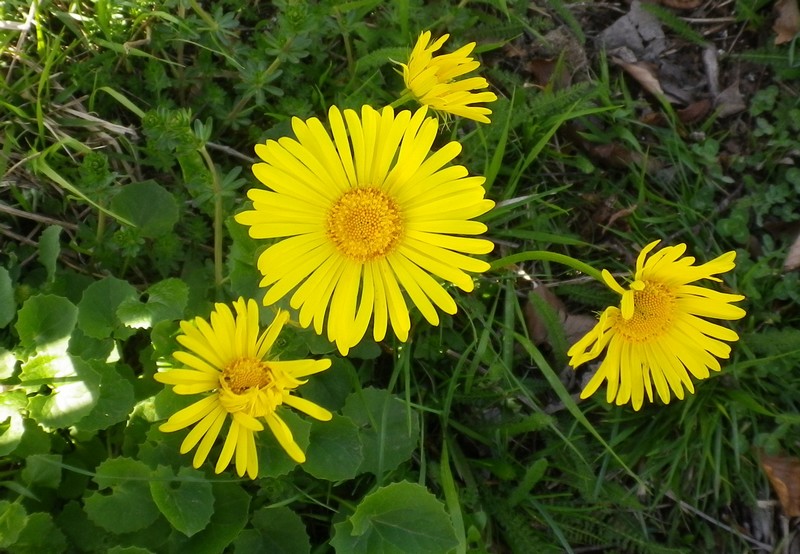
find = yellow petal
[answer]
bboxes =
[283,394,333,421]
[191,408,227,469]
[269,359,332,378]
[160,395,219,433]
[265,413,305,463]
[215,418,239,474]
[235,426,253,478]
[256,310,289,359]
[179,405,225,453]
[387,254,439,326]
[378,259,410,342]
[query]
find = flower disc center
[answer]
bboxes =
[326,188,404,262]
[222,358,273,394]
[617,281,676,342]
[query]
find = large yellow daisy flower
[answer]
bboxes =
[154,298,332,479]
[235,105,495,355]
[568,241,746,410]
[400,30,498,123]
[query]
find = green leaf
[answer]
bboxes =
[0,500,27,548]
[115,517,172,551]
[226,218,262,302]
[55,500,111,552]
[11,417,51,458]
[150,386,197,423]
[170,482,251,554]
[138,426,188,469]
[110,180,179,238]
[30,155,133,226]
[78,277,139,339]
[299,358,354,411]
[0,267,14,328]
[10,512,67,554]
[331,521,371,554]
[232,530,262,552]
[73,360,135,434]
[149,466,214,537]
[143,278,189,323]
[233,506,310,554]
[38,225,62,283]
[84,457,160,533]
[331,482,458,554]
[16,294,78,354]
[508,458,548,507]
[342,388,420,475]
[117,278,188,329]
[24,355,101,430]
[0,348,16,379]
[108,547,156,554]
[116,299,152,329]
[303,414,362,481]
[0,390,27,455]
[22,454,62,489]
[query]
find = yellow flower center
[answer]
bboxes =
[221,358,273,394]
[325,188,404,262]
[616,281,676,342]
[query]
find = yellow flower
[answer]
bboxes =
[235,105,494,355]
[400,30,497,123]
[568,241,746,410]
[154,298,332,479]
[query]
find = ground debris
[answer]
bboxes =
[761,452,800,518]
[773,0,800,45]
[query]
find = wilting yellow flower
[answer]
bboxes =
[400,30,497,123]
[235,105,494,355]
[568,241,746,410]
[155,298,331,479]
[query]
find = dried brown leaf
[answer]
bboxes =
[774,0,800,45]
[524,285,566,345]
[598,2,666,59]
[613,58,664,97]
[564,314,598,346]
[659,0,702,9]
[677,99,712,124]
[524,285,598,350]
[587,142,646,169]
[606,204,638,229]
[761,453,800,517]
[784,231,800,271]
[644,101,712,125]
[525,57,558,87]
[715,81,747,118]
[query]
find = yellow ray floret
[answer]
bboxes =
[568,241,746,410]
[235,105,495,355]
[155,298,331,479]
[400,30,498,123]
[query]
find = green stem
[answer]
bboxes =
[388,90,415,110]
[96,209,106,242]
[491,251,603,283]
[199,145,223,291]
[188,0,217,30]
[226,44,287,124]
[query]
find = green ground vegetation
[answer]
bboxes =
[1,0,799,552]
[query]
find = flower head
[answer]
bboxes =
[568,241,746,410]
[235,105,494,355]
[400,31,497,123]
[155,298,332,479]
